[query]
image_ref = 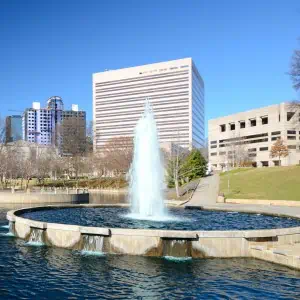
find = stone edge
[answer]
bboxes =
[7,204,300,239]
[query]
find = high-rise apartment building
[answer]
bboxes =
[93,58,205,150]
[22,96,86,153]
[208,102,300,169]
[5,115,22,143]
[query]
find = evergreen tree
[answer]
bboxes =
[182,149,207,181]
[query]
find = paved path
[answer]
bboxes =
[185,174,300,270]
[185,174,220,207]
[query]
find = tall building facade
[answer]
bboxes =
[22,96,86,153]
[93,58,205,150]
[5,115,22,143]
[208,102,300,169]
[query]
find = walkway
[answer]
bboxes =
[185,175,300,270]
[185,174,220,207]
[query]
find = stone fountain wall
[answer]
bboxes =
[6,205,300,265]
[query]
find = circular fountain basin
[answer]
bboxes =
[19,206,300,231]
[6,204,300,268]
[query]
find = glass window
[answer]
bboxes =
[261,116,268,125]
[250,119,256,127]
[271,131,280,135]
[287,112,295,121]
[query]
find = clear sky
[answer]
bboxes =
[0,0,299,132]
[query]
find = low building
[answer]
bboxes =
[5,115,22,143]
[208,102,300,170]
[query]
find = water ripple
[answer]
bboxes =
[21,207,300,231]
[1,209,300,299]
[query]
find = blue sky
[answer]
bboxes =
[0,0,299,131]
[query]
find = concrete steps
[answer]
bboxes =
[250,243,300,270]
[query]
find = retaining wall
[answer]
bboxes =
[6,205,300,268]
[225,198,300,207]
[0,193,89,204]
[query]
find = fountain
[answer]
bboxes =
[81,235,104,255]
[128,100,167,220]
[7,221,15,237]
[26,228,45,246]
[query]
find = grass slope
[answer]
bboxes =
[220,166,300,200]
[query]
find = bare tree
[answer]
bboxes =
[86,120,94,154]
[58,117,87,181]
[199,138,208,161]
[0,115,5,144]
[36,146,58,184]
[18,145,38,190]
[290,47,300,91]
[0,118,12,188]
[164,141,190,198]
[91,152,105,177]
[102,136,133,176]
[224,135,251,169]
[270,137,289,166]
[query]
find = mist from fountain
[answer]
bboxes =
[128,100,170,221]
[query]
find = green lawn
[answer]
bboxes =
[220,166,300,200]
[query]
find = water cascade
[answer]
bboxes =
[129,100,166,219]
[82,235,104,255]
[163,239,192,260]
[27,228,45,246]
[7,221,16,237]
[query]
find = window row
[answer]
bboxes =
[220,117,268,132]
[211,144,299,157]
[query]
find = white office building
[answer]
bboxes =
[93,58,205,150]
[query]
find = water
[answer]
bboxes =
[89,191,128,204]
[164,256,193,262]
[26,228,45,246]
[8,221,15,236]
[81,235,104,256]
[129,100,166,219]
[163,239,191,258]
[1,209,300,298]
[21,207,300,231]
